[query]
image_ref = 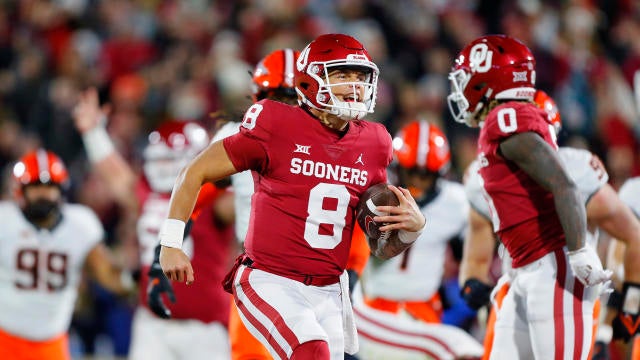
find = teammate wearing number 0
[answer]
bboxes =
[447,34,613,359]
[0,149,134,360]
[460,90,640,359]
[158,33,426,359]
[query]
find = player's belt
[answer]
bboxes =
[241,257,340,286]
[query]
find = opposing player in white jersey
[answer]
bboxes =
[460,90,640,359]
[612,178,640,355]
[352,120,483,360]
[0,149,133,360]
[73,89,235,360]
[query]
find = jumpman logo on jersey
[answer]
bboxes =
[355,153,364,165]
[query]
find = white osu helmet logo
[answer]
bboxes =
[469,43,493,73]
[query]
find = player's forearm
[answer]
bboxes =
[553,186,588,251]
[167,166,202,222]
[93,155,137,207]
[459,210,495,284]
[81,125,137,208]
[500,133,587,251]
[374,236,413,260]
[87,245,135,296]
[592,195,640,283]
[460,256,492,285]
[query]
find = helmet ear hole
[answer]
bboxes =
[473,82,486,91]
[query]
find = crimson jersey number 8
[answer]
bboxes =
[241,103,352,250]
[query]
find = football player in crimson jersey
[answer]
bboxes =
[459,90,640,359]
[72,89,236,360]
[214,48,373,360]
[0,149,134,360]
[351,120,484,359]
[448,34,613,359]
[159,33,426,359]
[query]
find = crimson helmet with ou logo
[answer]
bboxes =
[392,120,451,175]
[295,33,379,121]
[448,34,536,126]
[251,48,300,104]
[143,121,209,193]
[13,149,69,188]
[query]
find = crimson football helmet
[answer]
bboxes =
[251,48,300,104]
[143,121,209,193]
[533,90,561,133]
[392,120,451,175]
[295,33,379,120]
[448,35,536,126]
[13,149,69,188]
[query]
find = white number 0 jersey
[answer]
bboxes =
[0,202,102,340]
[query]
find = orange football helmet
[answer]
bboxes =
[251,48,300,104]
[393,120,451,175]
[13,149,69,187]
[12,149,69,221]
[533,90,561,133]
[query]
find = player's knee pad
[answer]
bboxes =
[290,340,329,360]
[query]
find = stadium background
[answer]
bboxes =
[0,0,638,358]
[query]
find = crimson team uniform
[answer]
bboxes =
[476,101,601,359]
[128,179,234,360]
[0,202,103,360]
[466,146,610,358]
[222,99,391,359]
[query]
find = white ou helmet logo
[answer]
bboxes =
[469,43,493,73]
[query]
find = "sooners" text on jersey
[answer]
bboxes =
[290,158,368,186]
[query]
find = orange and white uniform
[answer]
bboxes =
[0,202,103,360]
[353,179,484,360]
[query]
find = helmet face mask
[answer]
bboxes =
[295,34,379,121]
[448,35,536,126]
[447,69,472,125]
[143,121,209,193]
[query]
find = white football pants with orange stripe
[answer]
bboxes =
[351,283,484,360]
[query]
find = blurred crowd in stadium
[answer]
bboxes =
[1,0,640,358]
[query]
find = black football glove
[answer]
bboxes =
[460,278,492,311]
[612,282,640,342]
[147,244,176,319]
